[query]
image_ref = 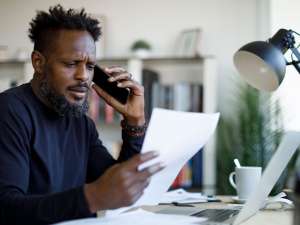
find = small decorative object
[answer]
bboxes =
[174,28,201,57]
[130,39,151,58]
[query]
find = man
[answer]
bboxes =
[0,5,163,224]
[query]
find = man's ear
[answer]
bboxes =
[31,51,45,75]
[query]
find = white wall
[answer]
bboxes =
[269,0,300,131]
[0,0,260,114]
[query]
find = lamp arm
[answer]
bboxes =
[289,47,300,74]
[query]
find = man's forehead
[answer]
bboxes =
[49,30,96,58]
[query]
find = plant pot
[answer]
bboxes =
[133,49,150,58]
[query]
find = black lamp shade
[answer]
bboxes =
[233,41,286,91]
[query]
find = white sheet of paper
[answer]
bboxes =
[160,188,207,204]
[234,131,300,225]
[107,108,219,215]
[55,209,207,225]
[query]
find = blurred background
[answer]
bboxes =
[1,0,300,195]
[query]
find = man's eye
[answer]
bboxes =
[64,62,76,67]
[87,64,95,70]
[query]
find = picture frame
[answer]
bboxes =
[174,28,201,57]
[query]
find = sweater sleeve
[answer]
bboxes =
[0,94,92,225]
[118,130,145,161]
[0,186,91,224]
[85,118,145,183]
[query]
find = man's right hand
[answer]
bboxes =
[84,151,164,213]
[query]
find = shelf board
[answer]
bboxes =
[0,55,214,65]
[0,59,30,65]
[97,55,214,63]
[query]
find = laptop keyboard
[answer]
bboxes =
[191,209,240,222]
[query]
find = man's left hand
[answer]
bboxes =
[92,66,145,125]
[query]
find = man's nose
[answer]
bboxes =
[75,65,90,82]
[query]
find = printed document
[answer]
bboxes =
[108,108,219,215]
[56,209,207,225]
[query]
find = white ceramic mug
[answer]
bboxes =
[229,166,262,200]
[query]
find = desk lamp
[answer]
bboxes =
[233,28,300,91]
[233,28,300,225]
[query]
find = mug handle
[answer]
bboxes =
[229,172,237,189]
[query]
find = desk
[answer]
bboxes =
[140,196,293,225]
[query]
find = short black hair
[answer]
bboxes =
[28,4,101,52]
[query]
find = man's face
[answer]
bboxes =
[40,30,96,114]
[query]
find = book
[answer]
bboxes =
[88,89,100,123]
[164,85,174,109]
[172,163,192,188]
[173,82,191,112]
[191,149,203,187]
[104,103,114,124]
[190,84,203,112]
[142,69,159,120]
[151,82,161,109]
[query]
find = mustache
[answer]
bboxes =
[68,83,90,92]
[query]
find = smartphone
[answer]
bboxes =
[93,65,129,104]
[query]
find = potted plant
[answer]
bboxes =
[130,39,151,58]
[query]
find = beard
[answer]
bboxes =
[39,79,89,118]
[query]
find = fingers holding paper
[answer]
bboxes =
[117,151,165,206]
[84,151,165,213]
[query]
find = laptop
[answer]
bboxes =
[157,131,300,225]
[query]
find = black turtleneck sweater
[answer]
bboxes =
[0,83,144,224]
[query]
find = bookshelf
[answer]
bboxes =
[0,56,218,194]
[95,56,218,194]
